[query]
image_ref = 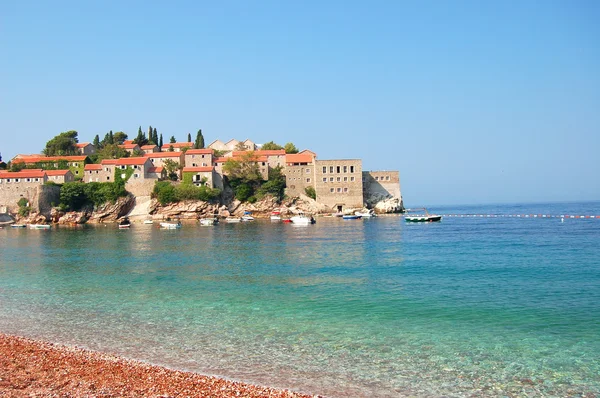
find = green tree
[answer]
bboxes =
[235,141,247,151]
[261,141,283,150]
[134,126,148,146]
[194,129,205,149]
[223,152,263,182]
[132,148,145,157]
[113,131,128,145]
[152,128,158,146]
[258,166,287,201]
[163,159,180,181]
[304,186,316,200]
[109,130,114,144]
[93,134,101,149]
[284,142,299,154]
[59,182,87,210]
[43,130,79,156]
[159,134,163,148]
[95,144,127,161]
[170,136,176,144]
[187,133,191,143]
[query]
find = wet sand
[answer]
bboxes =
[0,333,321,397]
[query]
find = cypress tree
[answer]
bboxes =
[109,130,114,145]
[159,134,163,148]
[187,133,191,143]
[194,129,205,149]
[93,134,100,149]
[152,128,158,146]
[170,135,176,144]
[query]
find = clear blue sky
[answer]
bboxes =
[1,1,598,205]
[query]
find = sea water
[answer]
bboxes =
[0,201,599,397]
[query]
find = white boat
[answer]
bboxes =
[118,217,131,229]
[241,212,255,221]
[405,208,442,222]
[160,221,182,229]
[199,218,216,226]
[225,217,241,223]
[270,211,282,221]
[290,213,316,225]
[342,214,361,220]
[29,224,51,229]
[355,209,377,218]
[143,219,154,224]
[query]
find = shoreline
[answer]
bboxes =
[0,333,321,397]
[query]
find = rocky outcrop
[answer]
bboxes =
[149,200,221,220]
[88,195,136,223]
[17,212,48,224]
[374,196,404,213]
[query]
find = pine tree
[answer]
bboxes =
[170,136,176,144]
[93,134,100,149]
[194,129,205,149]
[187,133,191,143]
[109,130,114,145]
[159,134,163,148]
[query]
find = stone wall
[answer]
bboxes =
[125,179,156,198]
[313,159,363,210]
[362,171,401,205]
[0,183,59,216]
[284,164,315,197]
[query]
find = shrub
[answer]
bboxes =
[305,186,316,200]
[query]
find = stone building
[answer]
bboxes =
[75,142,96,155]
[45,169,74,184]
[284,153,316,198]
[163,142,194,152]
[141,144,159,154]
[118,141,140,155]
[0,170,60,215]
[208,139,256,152]
[11,155,89,180]
[362,171,401,205]
[144,152,184,168]
[182,166,221,189]
[313,159,364,211]
[185,149,214,168]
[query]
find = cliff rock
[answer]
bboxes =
[150,199,221,220]
[88,195,136,223]
[374,196,404,213]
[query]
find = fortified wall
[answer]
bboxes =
[362,171,401,206]
[0,184,60,216]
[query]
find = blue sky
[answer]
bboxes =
[1,1,598,205]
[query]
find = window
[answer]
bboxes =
[107,176,110,180]
[306,178,311,183]
[337,177,341,182]
[15,178,20,182]
[27,178,31,182]
[344,187,348,192]
[375,176,379,181]
[202,155,205,158]
[344,177,348,182]
[306,168,310,173]
[134,173,139,178]
[323,166,327,173]
[35,178,39,181]
[337,166,340,173]
[202,163,207,167]
[337,187,342,192]
[6,179,10,182]
[329,177,334,182]
[351,176,355,182]
[329,166,334,173]
[386,176,390,180]
[350,166,354,173]
[330,188,334,193]
[343,166,347,173]
[323,178,327,182]
[121,174,126,179]
[121,165,126,170]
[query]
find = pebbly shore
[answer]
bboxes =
[0,333,321,398]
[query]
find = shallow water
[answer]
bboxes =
[1,201,599,397]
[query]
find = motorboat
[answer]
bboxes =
[118,217,131,229]
[342,214,362,220]
[29,224,51,229]
[143,219,154,224]
[11,224,26,228]
[160,221,182,229]
[225,217,241,223]
[241,211,255,221]
[355,209,377,218]
[270,210,282,221]
[199,218,216,226]
[290,213,316,225]
[405,208,442,222]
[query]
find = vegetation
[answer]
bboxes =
[94,144,128,161]
[213,149,227,157]
[261,141,283,150]
[17,197,32,217]
[305,186,316,200]
[59,181,128,211]
[284,142,299,154]
[152,181,220,205]
[257,166,287,201]
[187,133,191,143]
[194,129,205,149]
[235,141,247,151]
[134,126,148,147]
[113,132,128,145]
[223,154,287,202]
[43,130,79,156]
[163,159,180,181]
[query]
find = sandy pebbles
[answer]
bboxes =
[0,333,321,397]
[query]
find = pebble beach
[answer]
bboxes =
[0,333,319,398]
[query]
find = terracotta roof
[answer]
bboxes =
[299,149,317,157]
[147,166,164,173]
[13,155,88,164]
[214,155,267,163]
[75,142,91,148]
[84,164,103,171]
[118,143,139,149]
[286,153,314,164]
[13,154,43,159]
[0,170,46,179]
[232,150,285,157]
[183,167,214,173]
[144,152,183,158]
[185,149,214,155]
[141,145,158,150]
[100,159,119,165]
[116,157,150,166]
[123,140,135,145]
[164,142,193,148]
[45,169,71,176]
[214,157,228,163]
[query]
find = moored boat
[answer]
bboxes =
[355,209,377,218]
[225,217,241,223]
[199,218,216,226]
[29,224,51,229]
[143,219,154,224]
[118,217,131,229]
[342,214,362,220]
[290,212,316,225]
[11,224,26,228]
[405,208,442,222]
[270,210,282,221]
[241,211,255,222]
[160,221,181,229]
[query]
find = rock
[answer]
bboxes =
[19,212,48,224]
[283,195,331,215]
[58,211,90,224]
[374,196,404,213]
[88,195,136,223]
[152,200,221,220]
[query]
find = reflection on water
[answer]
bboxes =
[1,210,599,397]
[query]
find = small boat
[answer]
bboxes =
[342,214,362,220]
[118,217,131,229]
[270,210,282,221]
[29,224,51,229]
[11,224,27,228]
[282,219,293,223]
[160,221,182,229]
[241,211,255,221]
[143,219,154,225]
[290,212,316,225]
[225,217,241,223]
[355,209,377,218]
[332,212,344,217]
[199,218,216,226]
[405,208,442,222]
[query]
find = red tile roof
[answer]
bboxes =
[123,140,135,145]
[147,166,164,173]
[286,153,314,164]
[0,170,46,179]
[118,143,139,150]
[214,155,268,163]
[45,169,71,176]
[141,145,158,150]
[101,159,119,165]
[232,150,285,157]
[144,152,183,158]
[13,155,88,164]
[75,142,91,148]
[116,157,150,166]
[164,142,193,148]
[84,164,103,171]
[183,167,214,173]
[185,149,214,155]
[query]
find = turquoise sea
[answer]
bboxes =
[1,201,599,397]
